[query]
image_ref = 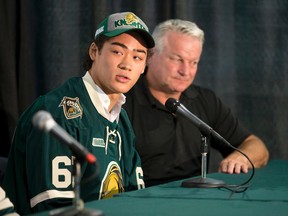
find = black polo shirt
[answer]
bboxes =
[124,75,250,187]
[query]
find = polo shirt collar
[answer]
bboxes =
[135,74,199,107]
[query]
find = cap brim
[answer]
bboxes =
[103,29,155,48]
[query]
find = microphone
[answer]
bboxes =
[32,110,96,164]
[165,98,255,191]
[165,98,225,142]
[165,98,226,188]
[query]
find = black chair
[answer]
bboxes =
[0,157,7,186]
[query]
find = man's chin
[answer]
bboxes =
[173,85,189,93]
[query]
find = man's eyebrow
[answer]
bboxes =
[110,42,147,55]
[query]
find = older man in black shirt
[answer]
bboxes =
[124,19,269,187]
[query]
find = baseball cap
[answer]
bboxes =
[94,12,155,48]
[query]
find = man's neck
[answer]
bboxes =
[106,93,121,112]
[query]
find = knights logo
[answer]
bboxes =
[99,161,124,199]
[59,96,83,119]
[125,13,138,24]
[114,12,146,31]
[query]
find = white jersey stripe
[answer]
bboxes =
[30,190,74,208]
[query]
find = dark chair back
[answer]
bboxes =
[0,157,8,186]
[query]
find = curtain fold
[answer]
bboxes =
[0,0,19,156]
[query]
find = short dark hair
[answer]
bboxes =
[82,35,110,71]
[82,34,152,71]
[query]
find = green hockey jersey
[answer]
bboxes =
[3,76,144,214]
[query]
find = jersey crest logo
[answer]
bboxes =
[59,96,83,119]
[99,161,124,199]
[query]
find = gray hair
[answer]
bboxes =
[152,19,205,53]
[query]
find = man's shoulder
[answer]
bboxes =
[47,76,83,95]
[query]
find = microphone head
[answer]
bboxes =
[165,98,180,114]
[32,110,55,132]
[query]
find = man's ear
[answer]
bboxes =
[89,42,98,60]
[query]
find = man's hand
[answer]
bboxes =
[218,158,249,174]
[218,135,269,174]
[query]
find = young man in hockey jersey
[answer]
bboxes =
[3,12,154,215]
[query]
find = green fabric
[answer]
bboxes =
[117,160,288,202]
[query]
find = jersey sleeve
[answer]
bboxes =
[119,109,145,191]
[127,147,145,190]
[3,97,75,214]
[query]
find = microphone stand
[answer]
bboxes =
[49,159,103,216]
[181,135,226,188]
